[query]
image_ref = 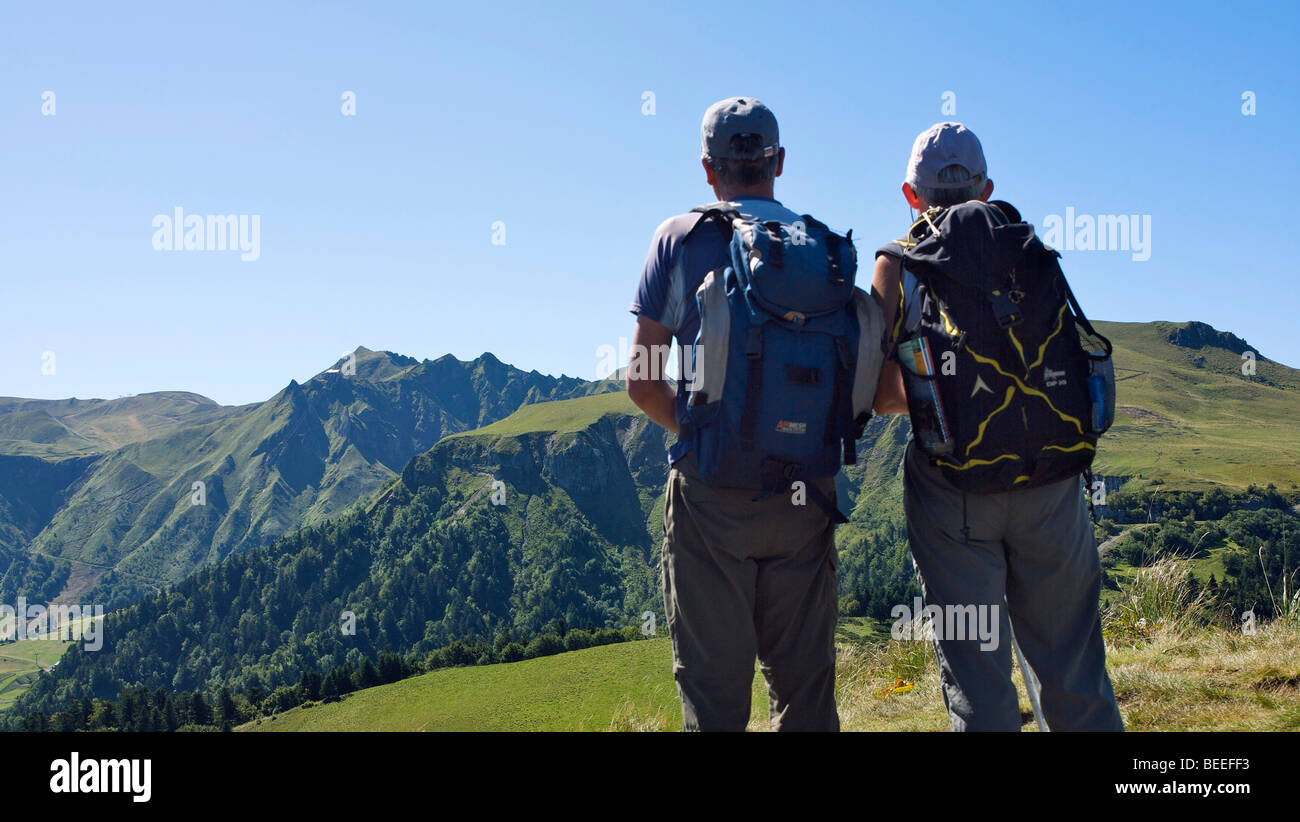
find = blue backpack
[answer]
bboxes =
[682,202,885,523]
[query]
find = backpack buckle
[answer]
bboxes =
[989,290,1024,328]
[759,457,803,492]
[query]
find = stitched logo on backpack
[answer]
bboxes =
[970,375,994,397]
[775,420,807,435]
[1044,366,1067,387]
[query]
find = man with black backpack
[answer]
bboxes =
[871,122,1124,731]
[627,97,883,731]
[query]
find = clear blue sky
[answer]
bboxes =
[3,0,1297,406]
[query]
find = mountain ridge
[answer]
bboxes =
[0,347,621,610]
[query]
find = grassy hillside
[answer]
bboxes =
[1093,320,1300,489]
[245,638,687,732]
[0,392,246,459]
[443,391,639,440]
[243,617,1300,732]
[0,636,77,711]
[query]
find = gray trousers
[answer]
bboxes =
[661,452,840,732]
[903,443,1124,732]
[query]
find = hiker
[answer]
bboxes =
[871,122,1124,731]
[626,97,883,731]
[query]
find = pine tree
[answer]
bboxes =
[90,699,118,731]
[321,670,340,702]
[120,691,139,730]
[190,691,213,726]
[298,670,322,702]
[377,651,404,684]
[247,685,264,716]
[357,659,381,690]
[217,686,239,727]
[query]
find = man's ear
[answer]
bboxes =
[702,157,718,187]
[774,147,785,178]
[978,178,994,202]
[902,182,923,210]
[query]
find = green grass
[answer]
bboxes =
[245,637,782,732]
[443,391,638,440]
[238,554,1300,733]
[1092,321,1300,489]
[245,618,1300,733]
[235,627,991,733]
[0,636,77,710]
[246,638,682,732]
[1184,545,1232,584]
[1105,548,1228,610]
[0,392,239,458]
[835,616,889,643]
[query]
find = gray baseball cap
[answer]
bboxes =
[905,122,987,188]
[701,97,780,161]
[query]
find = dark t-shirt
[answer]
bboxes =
[876,240,904,261]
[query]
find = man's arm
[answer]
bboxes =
[627,315,680,435]
[871,253,909,415]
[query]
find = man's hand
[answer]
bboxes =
[627,315,680,434]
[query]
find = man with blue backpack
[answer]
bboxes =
[628,97,883,731]
[871,122,1124,731]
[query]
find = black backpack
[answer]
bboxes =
[894,199,1115,494]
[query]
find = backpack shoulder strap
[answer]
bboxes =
[692,200,740,214]
[684,201,743,244]
[1061,276,1113,358]
[899,206,949,251]
[987,199,1022,223]
[900,268,925,335]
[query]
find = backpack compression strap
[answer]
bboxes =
[799,214,853,285]
[739,326,763,451]
[826,335,858,466]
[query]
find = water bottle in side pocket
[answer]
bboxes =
[1087,352,1115,435]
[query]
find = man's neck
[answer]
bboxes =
[714,185,777,202]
